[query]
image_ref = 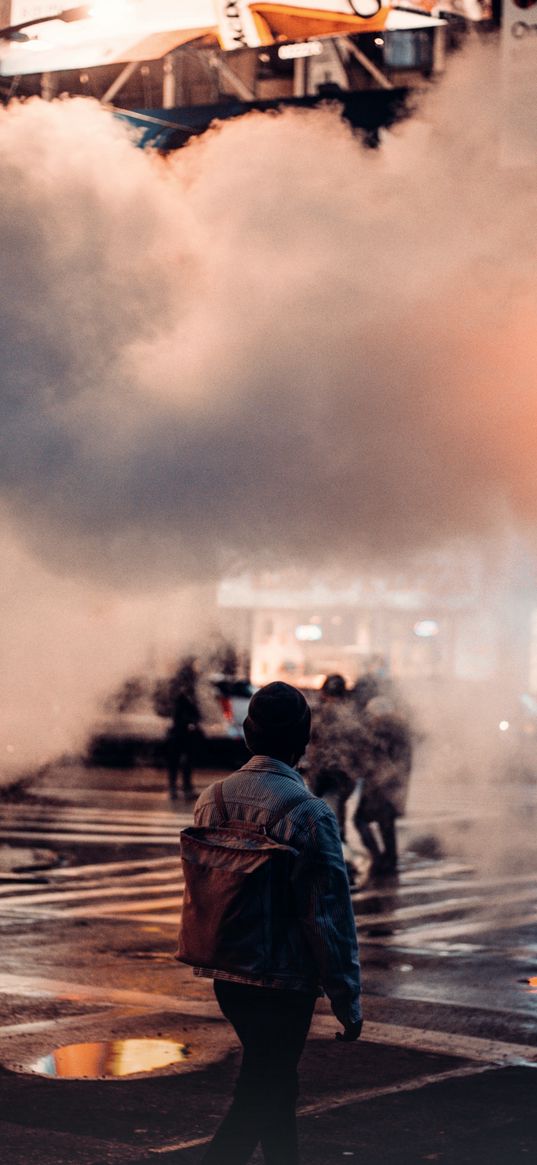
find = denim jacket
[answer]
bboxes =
[192,755,362,1028]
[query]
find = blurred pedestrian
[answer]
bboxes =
[178,681,361,1165]
[166,658,201,802]
[353,696,413,876]
[304,674,358,837]
[303,674,373,884]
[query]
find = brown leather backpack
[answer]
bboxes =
[176,782,304,976]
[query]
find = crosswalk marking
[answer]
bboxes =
[355,885,537,927]
[0,879,181,909]
[5,806,181,822]
[0,817,184,836]
[2,852,536,948]
[0,801,190,847]
[366,908,537,947]
[2,818,183,835]
[1,803,536,950]
[0,826,184,846]
[353,869,537,902]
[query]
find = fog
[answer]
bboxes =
[1,38,537,798]
[0,510,217,781]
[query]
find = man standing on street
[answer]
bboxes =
[178,681,362,1165]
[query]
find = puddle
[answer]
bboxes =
[29,1038,193,1078]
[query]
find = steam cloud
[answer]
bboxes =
[1,38,537,779]
[1,40,536,587]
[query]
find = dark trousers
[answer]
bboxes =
[355,802,398,874]
[201,979,316,1165]
[166,732,194,797]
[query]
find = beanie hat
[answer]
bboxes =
[321,673,347,698]
[243,682,311,757]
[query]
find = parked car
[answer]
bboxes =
[85,708,168,769]
[199,676,256,749]
[85,676,256,769]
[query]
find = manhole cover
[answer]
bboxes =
[28,1038,193,1078]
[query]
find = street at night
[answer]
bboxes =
[2,3,537,1164]
[0,759,535,1164]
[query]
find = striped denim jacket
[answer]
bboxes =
[192,755,362,1027]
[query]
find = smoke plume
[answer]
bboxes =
[2,41,536,586]
[1,37,537,778]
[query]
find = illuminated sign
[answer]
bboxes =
[278,40,323,59]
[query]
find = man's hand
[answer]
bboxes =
[335,1020,363,1042]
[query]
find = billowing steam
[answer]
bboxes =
[1,38,537,779]
[0,510,218,780]
[2,41,536,586]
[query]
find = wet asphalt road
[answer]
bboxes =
[0,760,535,1165]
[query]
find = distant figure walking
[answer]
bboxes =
[353,697,413,876]
[166,660,201,802]
[304,674,360,841]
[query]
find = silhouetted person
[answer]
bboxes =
[181,682,361,1165]
[354,697,413,876]
[304,674,361,843]
[166,661,201,801]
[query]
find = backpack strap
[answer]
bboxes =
[214,781,227,825]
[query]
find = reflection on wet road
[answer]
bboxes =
[0,786,535,1038]
[31,1037,192,1078]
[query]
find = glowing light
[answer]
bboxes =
[374,36,385,45]
[295,624,322,642]
[413,620,439,638]
[278,41,323,60]
[499,720,510,732]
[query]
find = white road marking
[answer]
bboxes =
[0,882,182,911]
[3,806,182,824]
[0,829,179,846]
[352,869,537,902]
[1,841,535,945]
[1,805,535,952]
[63,894,182,918]
[0,974,535,1065]
[356,885,537,927]
[298,1063,496,1115]
[311,1013,537,1064]
[51,856,178,877]
[371,909,537,946]
[0,868,180,898]
[0,1006,147,1035]
[0,820,181,837]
